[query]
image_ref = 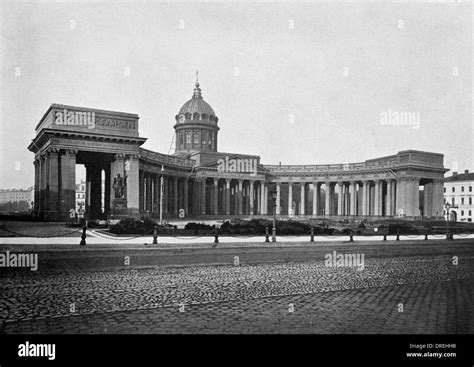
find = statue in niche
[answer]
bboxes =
[113,173,126,199]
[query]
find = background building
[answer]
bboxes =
[444,170,474,222]
[0,187,34,212]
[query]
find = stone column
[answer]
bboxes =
[163,176,169,214]
[374,180,381,216]
[276,182,281,215]
[410,178,420,217]
[432,179,444,218]
[325,182,331,216]
[41,154,48,213]
[144,174,151,212]
[34,159,39,214]
[46,149,59,219]
[264,183,268,215]
[386,180,392,217]
[37,156,44,215]
[256,182,261,215]
[249,180,255,215]
[213,178,219,215]
[300,182,305,216]
[361,181,368,216]
[192,179,198,215]
[312,182,319,216]
[183,178,189,217]
[395,178,406,216]
[60,150,76,220]
[237,179,243,215]
[201,178,207,215]
[349,181,357,216]
[138,170,145,212]
[260,182,266,215]
[288,182,293,216]
[337,182,343,216]
[225,179,231,215]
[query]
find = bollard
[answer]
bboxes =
[396,229,400,241]
[153,225,158,245]
[214,227,219,244]
[349,231,354,242]
[424,231,428,240]
[383,231,387,241]
[265,226,270,243]
[310,226,314,242]
[80,226,86,246]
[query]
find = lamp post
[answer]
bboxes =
[271,190,277,242]
[160,165,164,225]
[445,202,450,239]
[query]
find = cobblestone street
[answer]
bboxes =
[1,248,473,334]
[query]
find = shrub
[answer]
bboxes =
[184,222,214,231]
[109,218,159,235]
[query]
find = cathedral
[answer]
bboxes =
[28,77,448,222]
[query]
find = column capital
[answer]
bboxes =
[46,147,59,156]
[127,154,140,160]
[64,149,78,156]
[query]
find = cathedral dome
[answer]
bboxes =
[176,77,218,123]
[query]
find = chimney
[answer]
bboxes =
[464,169,469,174]
[453,172,458,176]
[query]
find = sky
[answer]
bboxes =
[0,0,472,189]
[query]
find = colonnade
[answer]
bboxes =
[138,175,270,217]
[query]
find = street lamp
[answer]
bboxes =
[160,165,164,225]
[271,190,277,242]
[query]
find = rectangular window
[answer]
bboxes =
[462,186,464,192]
[443,187,446,193]
[185,132,191,144]
[178,133,184,147]
[470,198,472,205]
[193,132,199,145]
[461,198,464,205]
[201,132,207,148]
[452,187,455,193]
[452,198,455,206]
[470,186,472,192]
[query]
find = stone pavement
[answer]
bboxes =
[1,254,473,334]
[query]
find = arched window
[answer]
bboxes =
[201,132,208,148]
[185,113,191,120]
[193,113,200,120]
[185,131,191,144]
[193,132,199,145]
[178,132,184,147]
